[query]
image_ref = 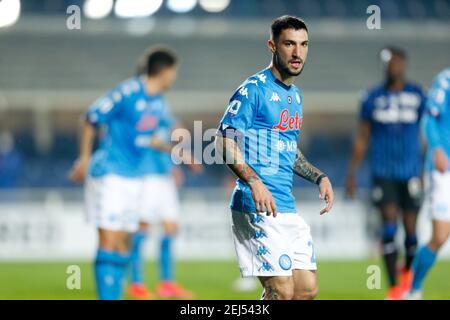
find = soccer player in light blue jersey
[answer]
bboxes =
[69,47,194,300]
[216,16,334,300]
[346,47,426,299]
[407,68,450,300]
[127,118,198,300]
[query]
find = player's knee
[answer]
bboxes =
[277,285,294,300]
[381,204,398,220]
[382,222,398,244]
[98,230,117,251]
[431,232,450,249]
[293,284,318,300]
[139,222,150,233]
[163,222,178,235]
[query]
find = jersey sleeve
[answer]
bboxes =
[219,82,259,135]
[427,76,449,118]
[85,89,124,126]
[422,75,449,150]
[359,90,372,122]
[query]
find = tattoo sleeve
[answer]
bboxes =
[293,147,326,185]
[215,135,260,184]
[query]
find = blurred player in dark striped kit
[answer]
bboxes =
[346,47,427,300]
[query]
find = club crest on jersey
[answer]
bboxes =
[136,99,147,111]
[287,96,292,104]
[273,109,303,131]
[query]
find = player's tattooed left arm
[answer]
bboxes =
[293,147,326,185]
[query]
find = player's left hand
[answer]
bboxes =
[318,177,334,215]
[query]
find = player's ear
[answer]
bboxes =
[267,39,276,54]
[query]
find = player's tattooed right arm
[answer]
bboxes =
[215,135,278,215]
[215,135,260,184]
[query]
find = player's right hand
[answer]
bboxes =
[249,179,278,217]
[345,175,357,198]
[434,148,449,173]
[69,157,90,184]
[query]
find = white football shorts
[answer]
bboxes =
[139,175,180,224]
[231,210,317,277]
[425,171,450,222]
[85,174,141,232]
[85,174,180,231]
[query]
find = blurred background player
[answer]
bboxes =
[407,68,450,300]
[69,46,189,300]
[345,47,427,299]
[127,116,199,300]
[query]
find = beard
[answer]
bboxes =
[274,52,305,77]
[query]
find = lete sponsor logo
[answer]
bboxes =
[273,109,303,131]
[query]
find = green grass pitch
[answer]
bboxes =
[0,260,449,299]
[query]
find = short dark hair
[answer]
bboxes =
[379,46,407,63]
[137,46,178,76]
[271,15,308,42]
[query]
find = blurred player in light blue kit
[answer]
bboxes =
[407,68,450,300]
[127,116,199,300]
[69,47,195,300]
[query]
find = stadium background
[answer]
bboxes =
[0,0,449,299]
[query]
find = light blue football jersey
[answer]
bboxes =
[423,68,450,172]
[86,76,174,177]
[219,68,304,213]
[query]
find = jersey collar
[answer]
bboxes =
[264,67,293,91]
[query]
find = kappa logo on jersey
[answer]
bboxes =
[257,74,266,83]
[269,92,281,102]
[136,114,158,131]
[239,86,249,99]
[112,91,122,103]
[136,99,147,111]
[296,92,301,104]
[99,97,114,114]
[273,109,303,131]
[248,79,258,86]
[227,99,242,115]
